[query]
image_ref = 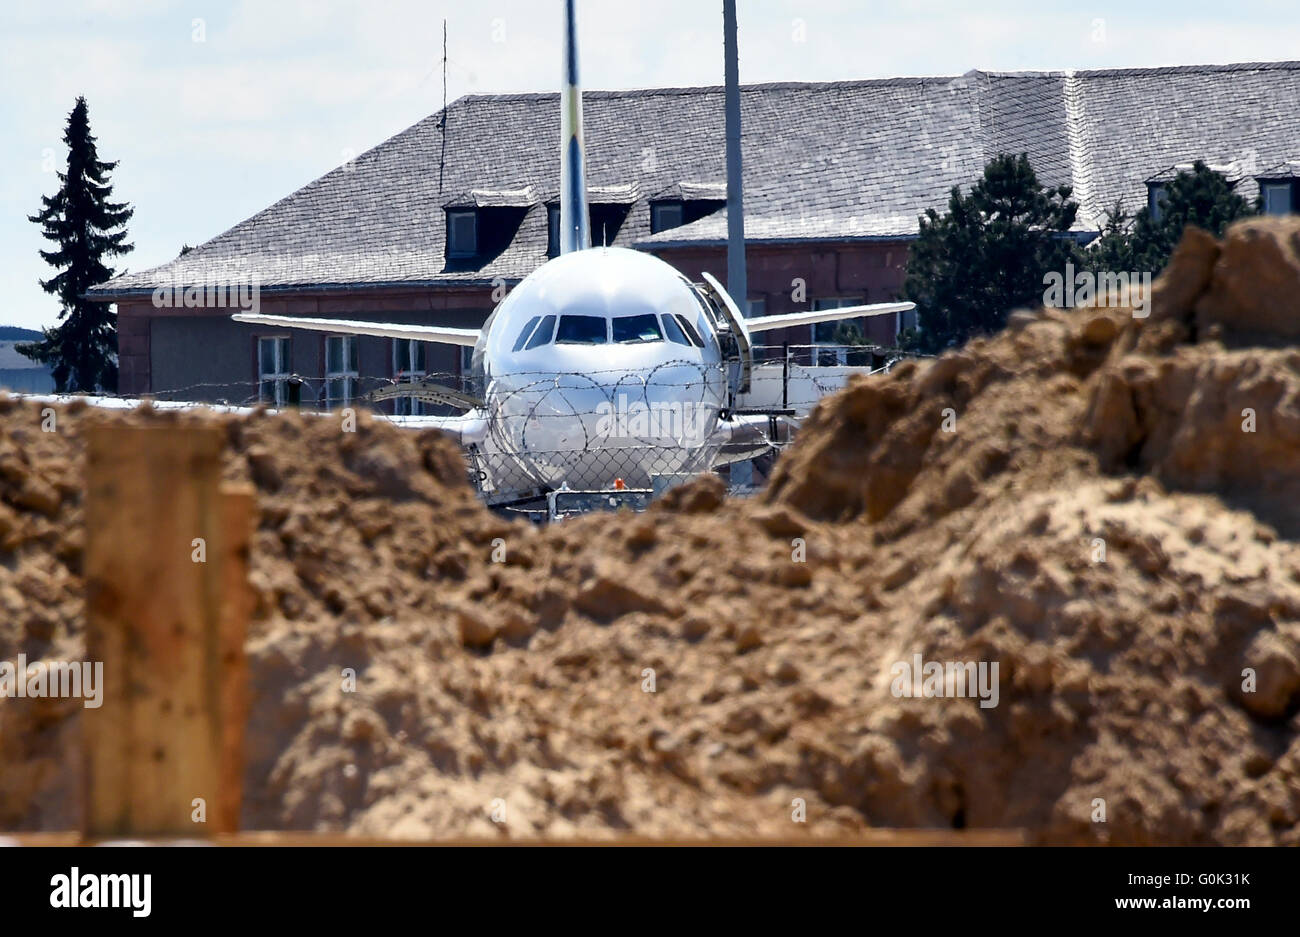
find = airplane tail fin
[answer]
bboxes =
[559,0,590,254]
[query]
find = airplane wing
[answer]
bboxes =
[384,410,491,445]
[231,313,481,347]
[745,301,915,333]
[710,411,797,465]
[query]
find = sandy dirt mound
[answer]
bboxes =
[4,217,1300,843]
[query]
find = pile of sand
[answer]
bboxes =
[3,217,1300,843]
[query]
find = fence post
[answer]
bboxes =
[82,425,252,838]
[216,485,255,832]
[782,341,789,410]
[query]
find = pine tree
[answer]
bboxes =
[1084,201,1137,273]
[1084,162,1253,277]
[20,97,133,392]
[900,153,1081,353]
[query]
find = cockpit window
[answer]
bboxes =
[696,312,718,351]
[675,314,704,347]
[512,315,542,352]
[612,314,663,344]
[524,314,557,350]
[555,315,608,344]
[660,313,691,346]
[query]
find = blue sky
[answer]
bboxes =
[2,0,1298,329]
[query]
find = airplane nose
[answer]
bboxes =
[489,359,724,489]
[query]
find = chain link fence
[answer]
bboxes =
[27,345,926,516]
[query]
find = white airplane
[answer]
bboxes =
[234,0,913,503]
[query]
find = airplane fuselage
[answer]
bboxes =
[473,247,729,490]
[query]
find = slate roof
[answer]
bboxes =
[1257,159,1300,180]
[91,61,1300,297]
[1145,161,1247,185]
[443,185,539,208]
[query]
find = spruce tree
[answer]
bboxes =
[900,153,1081,353]
[20,96,133,392]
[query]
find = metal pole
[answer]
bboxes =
[782,341,789,410]
[723,0,747,313]
[560,0,590,254]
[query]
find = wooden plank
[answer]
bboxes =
[216,486,256,834]
[82,425,228,837]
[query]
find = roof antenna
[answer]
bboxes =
[438,18,448,193]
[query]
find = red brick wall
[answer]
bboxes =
[114,287,495,396]
[111,242,914,396]
[650,241,912,348]
[116,302,152,394]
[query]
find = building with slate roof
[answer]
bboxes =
[0,329,55,395]
[88,61,1300,405]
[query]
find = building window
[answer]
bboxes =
[548,203,629,252]
[746,298,766,319]
[257,335,293,406]
[1263,182,1293,216]
[324,335,358,409]
[393,339,428,415]
[447,210,477,258]
[651,201,684,233]
[590,204,628,246]
[1148,184,1169,223]
[812,298,864,366]
[547,205,560,256]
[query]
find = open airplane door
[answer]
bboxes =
[698,271,753,399]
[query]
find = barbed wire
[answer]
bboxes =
[19,377,882,416]
[465,441,750,503]
[16,345,921,424]
[100,344,912,401]
[14,372,861,506]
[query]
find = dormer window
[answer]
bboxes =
[590,204,628,247]
[547,205,561,256]
[648,184,725,236]
[1263,182,1294,216]
[1255,163,1300,216]
[1146,162,1243,225]
[447,210,477,258]
[443,186,534,264]
[651,201,684,233]
[546,202,632,254]
[1147,183,1168,223]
